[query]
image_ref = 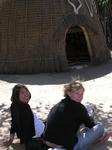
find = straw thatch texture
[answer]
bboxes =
[0,0,110,73]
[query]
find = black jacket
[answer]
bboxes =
[43,96,95,149]
[10,101,35,143]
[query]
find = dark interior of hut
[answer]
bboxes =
[65,26,90,67]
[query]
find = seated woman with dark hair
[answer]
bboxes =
[3,84,45,149]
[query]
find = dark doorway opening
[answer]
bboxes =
[65,26,90,66]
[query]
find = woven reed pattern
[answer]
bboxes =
[0,0,110,73]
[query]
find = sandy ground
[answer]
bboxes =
[0,59,112,150]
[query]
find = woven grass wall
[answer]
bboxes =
[0,0,110,73]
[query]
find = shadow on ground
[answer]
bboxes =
[0,103,112,150]
[0,60,111,85]
[91,104,112,150]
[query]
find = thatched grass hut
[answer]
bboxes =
[0,0,111,73]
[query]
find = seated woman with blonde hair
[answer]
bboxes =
[42,80,110,150]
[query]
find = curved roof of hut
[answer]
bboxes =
[0,0,110,73]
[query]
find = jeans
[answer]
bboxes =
[48,123,104,150]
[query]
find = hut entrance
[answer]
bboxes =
[65,26,90,66]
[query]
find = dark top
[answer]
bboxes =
[43,96,95,149]
[10,101,35,143]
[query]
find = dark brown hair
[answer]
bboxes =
[11,84,31,102]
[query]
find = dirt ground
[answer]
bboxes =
[0,59,112,150]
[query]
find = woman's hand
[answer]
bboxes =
[0,138,12,148]
[3,133,15,147]
[3,139,13,147]
[95,132,110,145]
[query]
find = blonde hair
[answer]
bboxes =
[64,80,84,96]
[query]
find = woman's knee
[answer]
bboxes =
[93,123,104,136]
